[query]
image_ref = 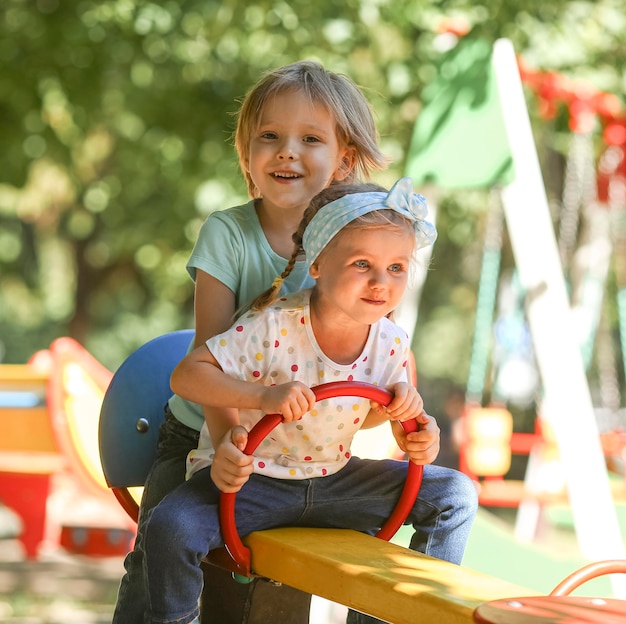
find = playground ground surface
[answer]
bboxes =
[0,535,123,624]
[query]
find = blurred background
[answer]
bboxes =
[3,0,624,389]
[2,0,626,621]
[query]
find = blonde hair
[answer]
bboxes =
[250,182,415,311]
[234,61,389,197]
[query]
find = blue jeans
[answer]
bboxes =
[143,457,478,624]
[113,406,200,624]
[113,407,311,624]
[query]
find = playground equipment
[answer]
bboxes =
[98,330,535,622]
[474,560,626,623]
[99,330,626,622]
[492,39,626,595]
[216,381,423,578]
[97,332,426,556]
[0,337,134,559]
[407,39,626,597]
[99,329,195,520]
[0,357,61,558]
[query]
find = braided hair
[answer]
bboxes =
[249,182,387,311]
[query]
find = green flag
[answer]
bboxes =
[406,38,515,189]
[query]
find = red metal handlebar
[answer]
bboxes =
[219,380,424,576]
[549,560,626,596]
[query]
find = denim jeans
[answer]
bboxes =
[143,457,478,624]
[113,407,311,624]
[113,406,200,624]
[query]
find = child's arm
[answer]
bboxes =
[193,271,253,490]
[172,342,316,490]
[171,345,316,419]
[177,270,317,416]
[194,270,237,346]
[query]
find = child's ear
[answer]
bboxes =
[334,147,356,181]
[309,262,320,279]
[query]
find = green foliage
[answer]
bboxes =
[1,0,625,389]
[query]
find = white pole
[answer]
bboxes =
[492,38,626,596]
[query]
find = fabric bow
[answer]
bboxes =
[384,177,437,250]
[302,176,437,267]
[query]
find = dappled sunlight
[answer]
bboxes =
[247,528,532,622]
[333,545,530,603]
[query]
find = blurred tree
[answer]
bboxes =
[0,0,624,395]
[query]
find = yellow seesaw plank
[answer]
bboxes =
[245,528,534,624]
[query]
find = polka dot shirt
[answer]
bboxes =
[187,289,411,480]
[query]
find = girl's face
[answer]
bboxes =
[247,90,355,215]
[310,225,414,327]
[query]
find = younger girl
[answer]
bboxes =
[113,60,388,623]
[144,179,478,624]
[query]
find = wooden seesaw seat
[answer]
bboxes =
[244,527,531,624]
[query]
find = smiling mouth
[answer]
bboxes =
[272,172,302,179]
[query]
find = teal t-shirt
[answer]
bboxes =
[168,200,314,431]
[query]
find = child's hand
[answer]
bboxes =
[371,382,424,422]
[260,381,316,422]
[210,425,254,493]
[392,412,440,466]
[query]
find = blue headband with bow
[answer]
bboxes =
[302,177,437,267]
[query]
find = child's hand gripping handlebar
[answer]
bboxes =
[219,380,424,576]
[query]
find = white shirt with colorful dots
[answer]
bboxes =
[186,288,411,480]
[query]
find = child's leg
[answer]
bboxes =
[143,468,222,624]
[405,463,479,562]
[143,471,310,624]
[113,406,286,624]
[113,405,199,624]
[305,458,477,563]
[306,458,478,624]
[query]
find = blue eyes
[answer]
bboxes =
[354,260,404,273]
[259,133,320,142]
